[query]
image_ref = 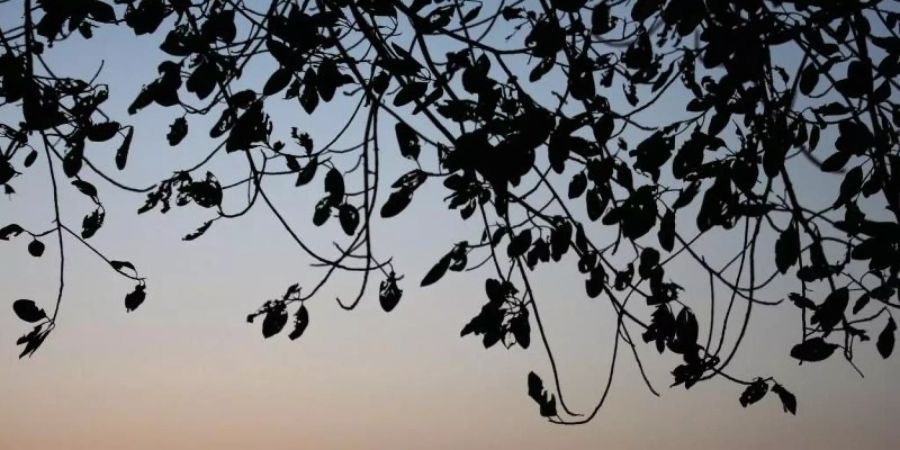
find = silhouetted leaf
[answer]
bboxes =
[592,4,612,34]
[300,70,319,113]
[16,324,50,358]
[395,122,421,160]
[421,254,451,287]
[381,190,413,218]
[81,208,105,239]
[87,121,120,142]
[124,285,146,312]
[288,304,309,340]
[72,180,98,198]
[775,222,799,274]
[23,150,38,168]
[87,0,117,22]
[313,197,331,226]
[789,293,816,310]
[853,292,870,315]
[27,240,44,257]
[877,317,896,358]
[658,209,675,252]
[379,274,403,312]
[461,5,481,23]
[187,61,219,99]
[527,372,557,417]
[62,145,84,178]
[511,308,530,349]
[821,151,851,172]
[167,117,188,146]
[324,168,344,204]
[338,203,359,235]
[183,220,214,241]
[772,384,797,414]
[13,299,46,323]
[568,172,587,199]
[790,337,838,362]
[673,181,700,209]
[833,165,862,208]
[393,81,427,107]
[0,158,14,185]
[799,64,819,95]
[295,157,318,186]
[262,303,288,338]
[264,67,293,96]
[811,288,848,334]
[0,224,24,240]
[739,379,768,407]
[507,229,532,259]
[204,9,236,43]
[115,126,133,170]
[110,260,136,273]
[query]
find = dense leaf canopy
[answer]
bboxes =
[1,0,899,423]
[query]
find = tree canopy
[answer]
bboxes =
[1,0,899,423]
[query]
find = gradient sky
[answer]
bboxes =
[2,2,899,449]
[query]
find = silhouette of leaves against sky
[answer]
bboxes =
[1,0,899,425]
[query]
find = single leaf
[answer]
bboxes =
[393,81,427,107]
[115,126,134,170]
[511,309,531,349]
[421,254,451,287]
[395,122,421,160]
[526,371,558,418]
[183,220,214,241]
[739,379,769,407]
[658,209,675,252]
[27,240,45,257]
[338,204,360,236]
[81,208,105,239]
[799,64,819,95]
[833,165,863,208]
[124,285,146,312]
[110,260,136,272]
[877,317,896,358]
[789,293,817,310]
[631,0,664,21]
[72,180,98,198]
[262,303,288,338]
[23,150,38,168]
[295,157,318,186]
[312,197,331,226]
[0,224,25,240]
[790,337,838,362]
[811,287,849,333]
[379,275,403,312]
[775,222,799,274]
[288,304,309,340]
[507,229,532,259]
[568,172,587,199]
[264,67,293,96]
[821,152,851,172]
[772,384,797,414]
[87,0,117,22]
[324,168,345,203]
[13,299,46,323]
[167,117,188,146]
[87,121,120,142]
[63,146,84,178]
[381,190,413,218]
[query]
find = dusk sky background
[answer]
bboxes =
[1,1,899,449]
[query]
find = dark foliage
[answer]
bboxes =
[1,0,898,424]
